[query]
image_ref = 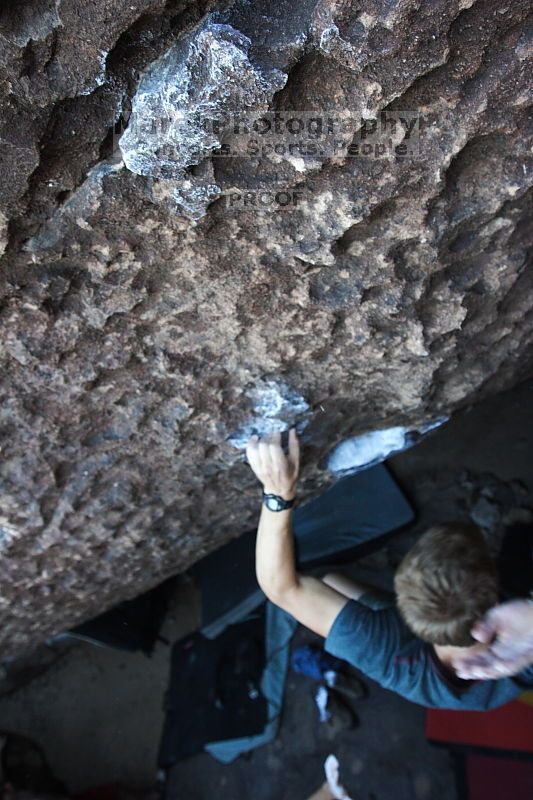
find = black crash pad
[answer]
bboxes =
[158,611,268,766]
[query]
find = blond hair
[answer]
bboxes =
[394,523,499,647]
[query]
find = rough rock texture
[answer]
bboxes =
[0,0,532,655]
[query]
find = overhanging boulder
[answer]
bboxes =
[0,0,531,655]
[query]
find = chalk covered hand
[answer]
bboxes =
[454,599,533,680]
[246,429,300,502]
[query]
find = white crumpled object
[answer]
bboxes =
[324,754,354,800]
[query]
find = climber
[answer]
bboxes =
[246,430,533,710]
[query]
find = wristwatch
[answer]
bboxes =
[262,491,296,512]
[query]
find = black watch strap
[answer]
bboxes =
[262,492,296,512]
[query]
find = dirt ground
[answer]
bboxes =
[0,379,532,799]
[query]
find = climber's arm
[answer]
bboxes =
[247,431,348,638]
[255,503,348,636]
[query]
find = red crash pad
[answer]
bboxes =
[426,694,533,754]
[467,754,533,800]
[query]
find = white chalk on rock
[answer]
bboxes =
[327,417,447,475]
[228,379,309,448]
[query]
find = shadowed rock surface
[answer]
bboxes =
[0,0,531,655]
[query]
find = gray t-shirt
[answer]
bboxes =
[325,599,533,710]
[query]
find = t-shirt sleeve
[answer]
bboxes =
[324,598,408,688]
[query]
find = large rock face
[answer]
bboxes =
[0,0,531,655]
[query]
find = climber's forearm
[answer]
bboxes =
[255,505,299,601]
[255,503,348,638]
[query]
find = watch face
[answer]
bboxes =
[265,495,283,511]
